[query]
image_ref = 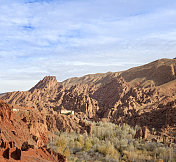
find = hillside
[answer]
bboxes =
[0,100,67,162]
[1,58,176,144]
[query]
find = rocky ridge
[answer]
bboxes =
[1,58,176,143]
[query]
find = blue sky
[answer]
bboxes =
[0,0,176,92]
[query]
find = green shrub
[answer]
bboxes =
[50,121,176,162]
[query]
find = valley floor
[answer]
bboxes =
[48,121,176,162]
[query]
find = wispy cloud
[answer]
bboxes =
[0,0,176,92]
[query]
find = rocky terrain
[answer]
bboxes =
[1,58,176,149]
[0,100,67,162]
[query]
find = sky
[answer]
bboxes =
[0,0,176,92]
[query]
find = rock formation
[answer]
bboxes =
[0,100,13,121]
[1,58,176,143]
[0,100,67,161]
[135,126,149,140]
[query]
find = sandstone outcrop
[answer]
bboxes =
[0,145,66,162]
[135,126,149,139]
[0,100,67,161]
[0,100,13,122]
[46,113,92,134]
[1,58,176,142]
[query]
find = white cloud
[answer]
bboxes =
[0,0,176,92]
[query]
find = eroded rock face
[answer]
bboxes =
[1,58,176,141]
[21,142,34,151]
[0,100,67,161]
[135,126,149,140]
[0,100,13,122]
[30,76,59,92]
[46,113,92,134]
[0,100,49,148]
[28,116,48,147]
[0,145,66,162]
[0,101,30,148]
[121,58,176,86]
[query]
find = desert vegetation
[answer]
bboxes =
[48,121,176,162]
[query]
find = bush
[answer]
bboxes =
[84,137,92,151]
[63,147,70,157]
[56,135,67,153]
[50,121,176,162]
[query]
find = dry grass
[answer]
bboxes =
[49,121,176,161]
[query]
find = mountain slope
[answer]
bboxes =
[1,58,176,142]
[121,58,176,87]
[0,100,66,162]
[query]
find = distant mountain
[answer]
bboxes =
[1,58,176,142]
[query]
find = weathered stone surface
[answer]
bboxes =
[3,148,9,159]
[134,126,149,140]
[0,100,13,122]
[11,147,21,160]
[21,142,34,151]
[0,146,66,162]
[1,58,176,142]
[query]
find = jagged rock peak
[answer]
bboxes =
[30,76,59,92]
[43,76,57,82]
